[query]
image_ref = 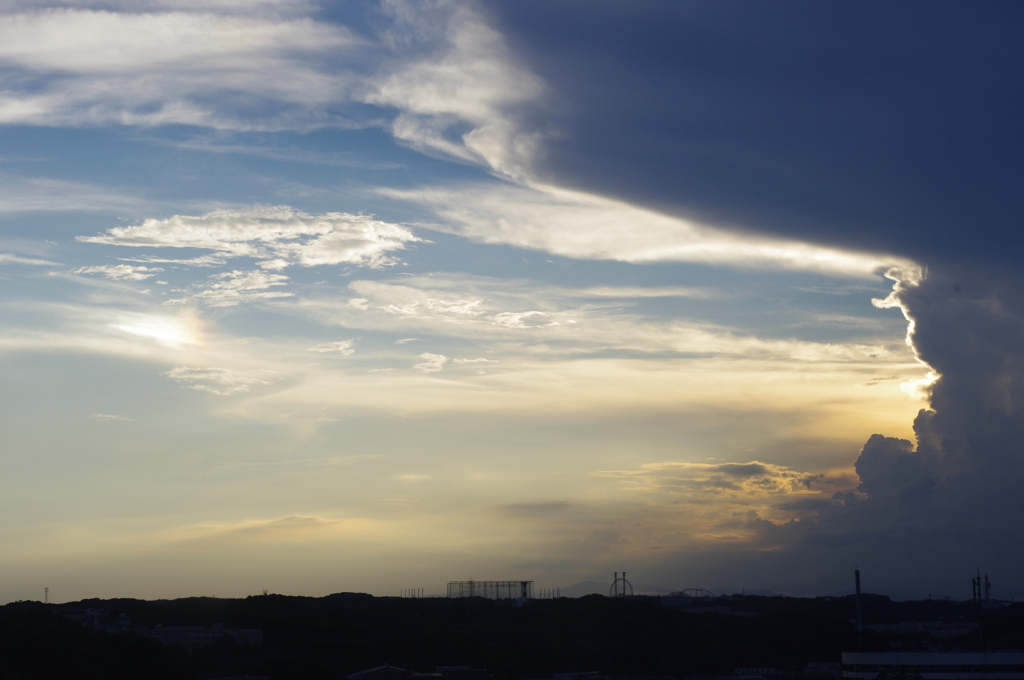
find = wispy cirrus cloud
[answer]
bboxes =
[163,366,276,395]
[0,8,366,130]
[347,280,485,321]
[297,274,907,366]
[73,264,163,281]
[0,1,314,12]
[89,412,133,421]
[159,137,405,170]
[336,281,567,337]
[362,0,544,179]
[0,176,148,213]
[117,254,227,267]
[189,270,293,307]
[1,1,915,286]
[306,339,356,355]
[78,205,420,270]
[386,183,915,277]
[595,460,852,501]
[0,253,60,266]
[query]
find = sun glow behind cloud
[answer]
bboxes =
[112,311,202,348]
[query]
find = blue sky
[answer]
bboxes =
[0,1,1020,602]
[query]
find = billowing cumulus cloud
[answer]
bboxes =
[78,205,420,269]
[866,269,1024,524]
[636,270,1024,597]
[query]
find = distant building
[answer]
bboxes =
[525,673,675,680]
[348,666,494,680]
[804,662,841,677]
[96,613,134,633]
[139,624,263,653]
[864,622,978,639]
[842,653,1024,680]
[61,608,110,627]
[348,665,419,680]
[62,609,262,652]
[78,610,262,655]
[436,667,495,680]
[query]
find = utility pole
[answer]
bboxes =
[855,570,863,652]
[974,569,987,652]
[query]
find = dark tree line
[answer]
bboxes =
[2,592,1020,680]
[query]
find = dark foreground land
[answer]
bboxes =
[2,592,1022,680]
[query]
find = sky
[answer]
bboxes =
[0,0,1021,603]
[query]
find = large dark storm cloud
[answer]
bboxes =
[645,269,1024,599]
[483,1,1024,597]
[489,0,1023,267]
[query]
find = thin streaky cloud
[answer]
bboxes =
[163,366,277,396]
[0,176,149,213]
[0,253,61,266]
[383,183,917,277]
[189,270,293,308]
[159,138,405,170]
[73,264,163,281]
[89,412,133,422]
[0,8,367,130]
[306,339,356,355]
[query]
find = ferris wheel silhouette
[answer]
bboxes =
[609,572,634,597]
